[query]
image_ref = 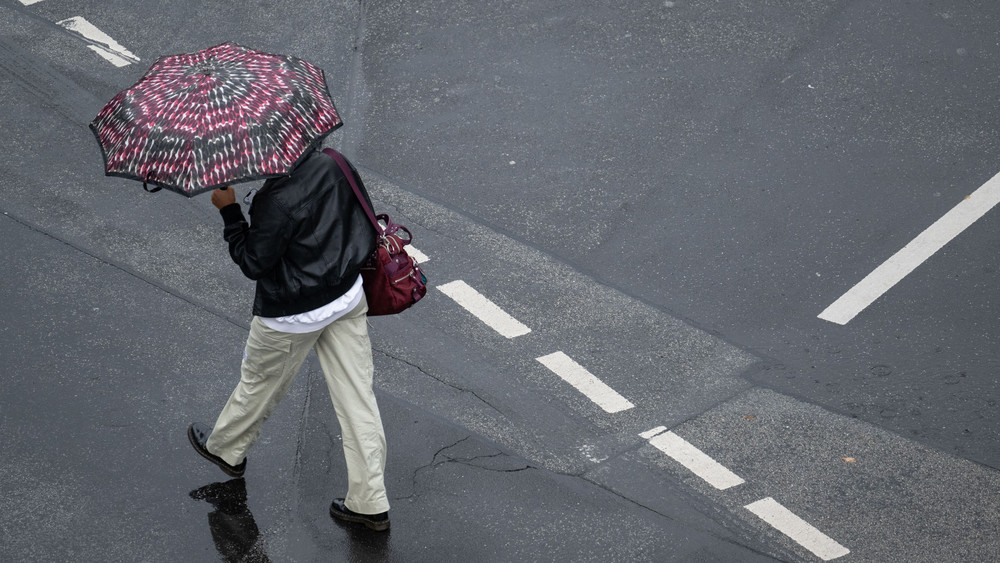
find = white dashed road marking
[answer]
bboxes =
[18,0,45,5]
[640,427,745,490]
[819,171,1000,324]
[407,244,428,264]
[745,498,850,561]
[639,425,669,440]
[56,16,140,67]
[537,352,635,413]
[437,280,531,338]
[432,262,849,558]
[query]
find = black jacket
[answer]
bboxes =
[219,149,377,317]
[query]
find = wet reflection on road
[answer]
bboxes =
[190,479,270,562]
[330,510,392,559]
[191,478,393,560]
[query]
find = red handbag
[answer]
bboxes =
[322,148,427,315]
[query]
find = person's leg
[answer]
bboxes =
[314,296,389,515]
[206,316,319,466]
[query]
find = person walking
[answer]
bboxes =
[187,148,391,532]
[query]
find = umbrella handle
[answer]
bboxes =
[142,177,162,193]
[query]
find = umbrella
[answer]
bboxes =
[90,42,342,197]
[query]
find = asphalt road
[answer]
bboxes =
[352,0,1000,467]
[2,1,999,562]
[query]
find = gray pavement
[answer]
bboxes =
[0,211,773,561]
[3,1,1000,561]
[352,0,1000,469]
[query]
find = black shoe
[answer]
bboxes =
[330,498,390,532]
[188,423,246,478]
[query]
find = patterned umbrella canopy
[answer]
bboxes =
[90,42,342,197]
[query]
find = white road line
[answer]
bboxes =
[537,352,635,413]
[643,429,744,490]
[819,172,1000,324]
[408,244,429,264]
[19,0,45,5]
[56,17,140,67]
[639,426,668,439]
[745,498,850,561]
[437,280,531,338]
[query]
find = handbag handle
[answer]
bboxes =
[322,148,383,236]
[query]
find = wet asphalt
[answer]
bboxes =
[0,213,774,560]
[4,1,1000,562]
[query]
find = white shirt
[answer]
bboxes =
[259,275,364,334]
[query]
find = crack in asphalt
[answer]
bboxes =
[374,348,509,418]
[393,436,534,502]
[292,367,315,484]
[387,434,775,559]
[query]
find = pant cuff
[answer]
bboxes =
[345,497,390,515]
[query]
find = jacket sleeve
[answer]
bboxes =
[218,201,292,280]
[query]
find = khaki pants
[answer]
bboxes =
[206,296,389,514]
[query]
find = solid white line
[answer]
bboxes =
[56,17,140,67]
[19,0,45,5]
[437,280,531,338]
[537,352,635,413]
[745,498,850,560]
[646,430,744,490]
[819,172,1000,324]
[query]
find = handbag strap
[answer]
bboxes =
[322,148,383,235]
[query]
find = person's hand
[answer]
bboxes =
[211,186,236,209]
